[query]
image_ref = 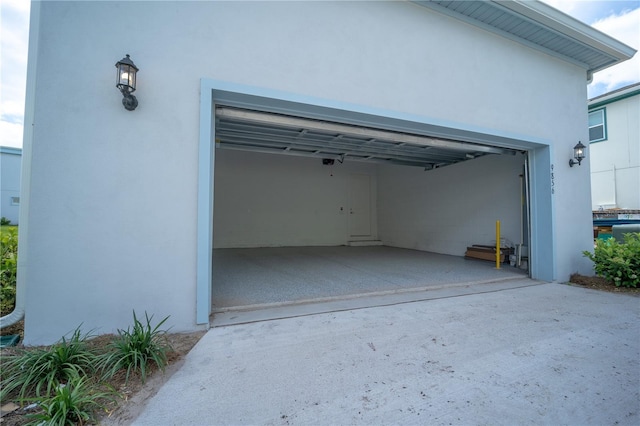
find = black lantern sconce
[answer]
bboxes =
[569,141,586,167]
[115,54,139,111]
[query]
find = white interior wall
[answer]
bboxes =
[378,154,525,256]
[213,149,377,248]
[214,149,524,258]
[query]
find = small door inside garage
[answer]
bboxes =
[211,107,529,312]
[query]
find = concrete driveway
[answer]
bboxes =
[133,281,639,425]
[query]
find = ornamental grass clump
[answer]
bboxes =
[583,232,640,288]
[25,376,115,426]
[99,311,171,383]
[0,327,98,403]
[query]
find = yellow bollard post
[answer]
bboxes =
[496,220,501,269]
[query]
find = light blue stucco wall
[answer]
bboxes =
[23,1,592,343]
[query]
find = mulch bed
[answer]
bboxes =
[569,273,640,295]
[0,327,205,426]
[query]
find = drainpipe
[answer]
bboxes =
[0,208,27,329]
[0,0,39,331]
[0,291,25,329]
[0,158,29,330]
[0,153,29,330]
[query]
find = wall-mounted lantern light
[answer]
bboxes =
[115,54,138,111]
[569,141,586,167]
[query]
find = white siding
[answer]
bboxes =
[590,94,640,210]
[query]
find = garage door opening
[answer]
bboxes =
[210,107,530,314]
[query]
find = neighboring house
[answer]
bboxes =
[0,147,22,225]
[8,1,636,344]
[588,83,640,210]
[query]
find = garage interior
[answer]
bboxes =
[211,107,530,314]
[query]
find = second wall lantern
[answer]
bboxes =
[569,141,586,167]
[115,54,139,111]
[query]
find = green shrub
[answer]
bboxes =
[583,232,640,288]
[0,225,18,316]
[99,311,171,383]
[0,327,99,402]
[0,217,11,226]
[26,376,114,426]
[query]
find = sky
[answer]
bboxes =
[1,1,639,149]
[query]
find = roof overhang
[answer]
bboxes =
[413,0,636,75]
[588,82,640,109]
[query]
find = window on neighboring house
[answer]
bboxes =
[588,108,606,143]
[11,197,20,205]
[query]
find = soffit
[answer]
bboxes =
[413,0,636,74]
[215,107,518,169]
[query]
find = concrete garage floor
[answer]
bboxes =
[212,246,527,311]
[134,283,640,425]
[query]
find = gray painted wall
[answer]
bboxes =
[0,147,21,224]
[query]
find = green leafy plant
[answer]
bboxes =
[0,225,18,316]
[26,376,114,426]
[0,217,11,226]
[0,327,99,402]
[99,311,171,383]
[583,232,640,288]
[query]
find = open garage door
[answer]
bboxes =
[211,106,530,313]
[215,107,516,170]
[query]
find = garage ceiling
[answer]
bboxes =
[215,107,518,169]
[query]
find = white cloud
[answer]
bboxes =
[0,0,30,148]
[541,1,639,97]
[0,121,25,149]
[588,7,640,97]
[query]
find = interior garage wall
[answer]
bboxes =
[213,149,377,248]
[378,154,525,256]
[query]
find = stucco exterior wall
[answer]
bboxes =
[0,148,21,224]
[22,1,593,343]
[590,94,640,210]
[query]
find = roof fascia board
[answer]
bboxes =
[498,1,637,61]
[588,87,640,110]
[413,1,591,69]
[0,147,23,155]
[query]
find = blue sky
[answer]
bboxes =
[1,0,639,149]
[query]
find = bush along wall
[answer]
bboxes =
[1,225,18,316]
[583,232,640,288]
